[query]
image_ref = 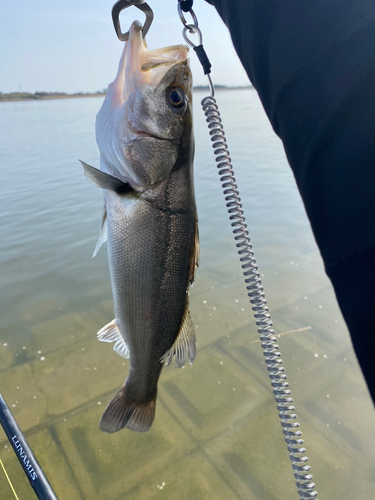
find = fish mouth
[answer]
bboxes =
[139,45,190,73]
[112,21,189,103]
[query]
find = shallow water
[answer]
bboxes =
[0,90,374,499]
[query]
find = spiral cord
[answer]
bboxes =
[201,95,318,500]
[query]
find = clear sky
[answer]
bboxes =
[0,1,250,94]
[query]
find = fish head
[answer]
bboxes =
[96,21,193,190]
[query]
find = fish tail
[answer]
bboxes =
[99,384,156,433]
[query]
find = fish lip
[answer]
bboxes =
[120,23,189,102]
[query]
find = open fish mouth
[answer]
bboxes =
[116,20,189,103]
[139,44,190,70]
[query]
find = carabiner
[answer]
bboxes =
[112,0,154,41]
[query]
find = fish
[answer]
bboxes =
[80,20,198,433]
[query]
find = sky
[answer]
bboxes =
[0,1,250,94]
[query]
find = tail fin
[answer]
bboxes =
[99,385,156,433]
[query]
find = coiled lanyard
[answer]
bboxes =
[112,1,319,498]
[178,3,319,499]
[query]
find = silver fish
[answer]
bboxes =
[80,21,198,433]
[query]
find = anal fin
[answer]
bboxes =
[97,319,129,359]
[161,299,196,368]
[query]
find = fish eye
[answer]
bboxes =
[166,87,186,110]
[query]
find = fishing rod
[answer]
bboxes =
[0,393,59,500]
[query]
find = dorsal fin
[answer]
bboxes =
[160,298,196,368]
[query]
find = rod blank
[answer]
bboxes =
[0,393,59,500]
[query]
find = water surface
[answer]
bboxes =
[0,91,374,499]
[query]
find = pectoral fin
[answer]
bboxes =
[79,160,132,194]
[188,212,199,285]
[97,319,129,359]
[92,206,107,258]
[161,299,196,368]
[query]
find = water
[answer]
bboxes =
[0,91,374,499]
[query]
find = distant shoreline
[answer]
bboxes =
[0,86,253,103]
[0,92,106,103]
